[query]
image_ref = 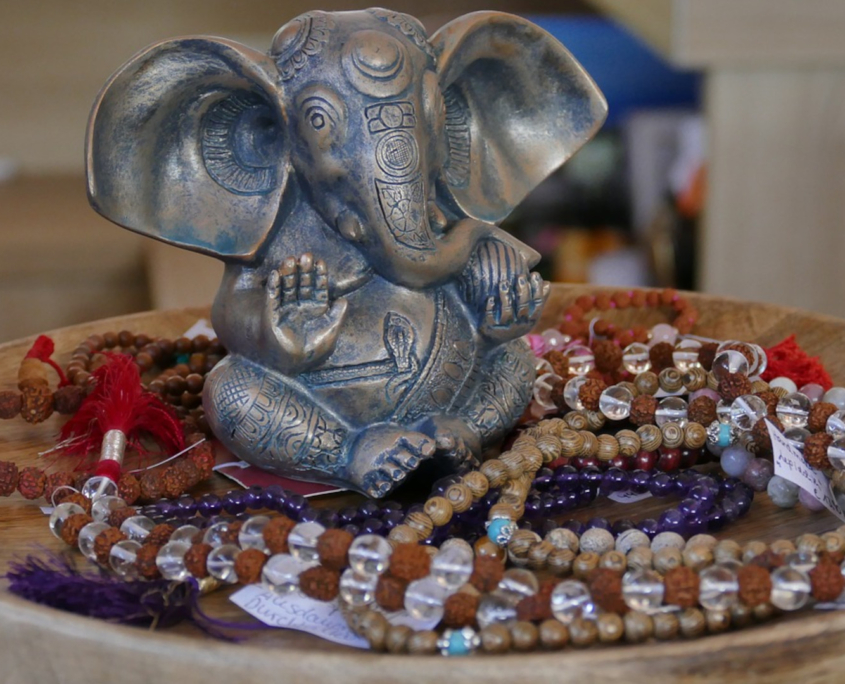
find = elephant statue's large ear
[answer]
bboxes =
[86,38,288,260]
[431,13,607,223]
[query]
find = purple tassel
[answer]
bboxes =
[5,552,268,640]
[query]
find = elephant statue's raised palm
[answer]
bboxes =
[86,9,607,496]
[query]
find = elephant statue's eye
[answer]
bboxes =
[310,112,326,130]
[296,88,346,149]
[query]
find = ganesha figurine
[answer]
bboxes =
[85,9,606,496]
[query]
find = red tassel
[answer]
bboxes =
[24,335,69,387]
[761,335,833,391]
[58,353,184,464]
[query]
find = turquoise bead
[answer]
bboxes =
[486,518,514,546]
[718,423,732,448]
[447,630,471,656]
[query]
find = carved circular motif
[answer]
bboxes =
[342,30,411,98]
[376,130,419,178]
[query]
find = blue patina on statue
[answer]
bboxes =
[85,9,606,496]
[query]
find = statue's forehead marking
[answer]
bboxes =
[342,31,412,99]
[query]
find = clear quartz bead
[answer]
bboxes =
[785,550,818,574]
[770,566,811,611]
[203,520,237,548]
[599,385,634,420]
[622,343,651,374]
[339,569,378,607]
[563,376,588,411]
[716,342,759,374]
[156,540,191,580]
[431,544,474,590]
[239,515,271,552]
[828,437,845,471]
[109,539,141,580]
[784,427,810,452]
[90,495,126,523]
[716,401,732,424]
[262,553,312,594]
[651,323,678,346]
[730,395,768,431]
[348,534,392,576]
[565,345,595,375]
[541,329,571,353]
[673,339,701,372]
[712,350,749,381]
[621,569,665,613]
[497,568,539,603]
[827,410,845,438]
[288,522,325,563]
[48,502,85,540]
[170,524,201,544]
[404,577,449,622]
[533,372,563,411]
[476,592,518,629]
[81,476,119,501]
[207,543,240,584]
[752,344,768,376]
[550,580,598,624]
[655,397,689,428]
[776,392,812,429]
[698,565,739,610]
[78,522,109,561]
[440,537,474,556]
[120,515,155,542]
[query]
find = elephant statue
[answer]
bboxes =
[86,9,606,497]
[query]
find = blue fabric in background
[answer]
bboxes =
[525,16,701,126]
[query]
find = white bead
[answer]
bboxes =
[769,376,798,394]
[616,529,650,554]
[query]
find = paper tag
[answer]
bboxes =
[608,489,653,504]
[183,319,216,339]
[230,586,367,648]
[767,418,845,521]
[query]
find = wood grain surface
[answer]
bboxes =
[3,286,845,683]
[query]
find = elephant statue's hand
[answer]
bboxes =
[263,253,347,374]
[480,271,549,344]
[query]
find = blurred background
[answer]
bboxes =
[1,0,844,342]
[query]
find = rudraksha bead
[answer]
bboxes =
[135,543,162,579]
[184,542,212,578]
[300,566,340,601]
[108,506,137,529]
[0,390,21,419]
[388,543,430,582]
[545,350,569,378]
[630,395,658,427]
[748,549,785,570]
[804,432,834,470]
[118,473,142,505]
[809,559,845,602]
[317,528,354,571]
[688,396,717,427]
[698,342,718,371]
[375,574,407,612]
[808,402,839,433]
[53,385,85,415]
[649,342,674,373]
[94,527,127,565]
[718,372,752,404]
[263,516,296,554]
[588,568,627,614]
[470,555,505,593]
[235,548,268,585]
[17,466,46,499]
[220,520,243,545]
[593,339,622,374]
[516,593,553,622]
[44,471,75,504]
[60,512,93,546]
[0,460,20,496]
[189,443,216,480]
[663,566,699,608]
[63,492,91,514]
[139,471,164,501]
[146,523,176,547]
[578,378,607,412]
[754,390,778,416]
[752,416,782,453]
[737,564,772,607]
[161,465,190,499]
[442,592,479,628]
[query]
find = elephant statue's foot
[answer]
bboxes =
[414,414,482,471]
[348,424,436,497]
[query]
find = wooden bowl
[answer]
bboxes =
[3,285,845,683]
